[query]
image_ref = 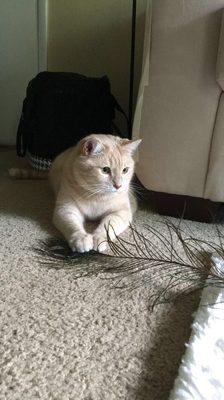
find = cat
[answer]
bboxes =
[9,134,142,253]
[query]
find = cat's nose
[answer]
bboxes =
[113,183,121,190]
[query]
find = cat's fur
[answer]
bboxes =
[9,134,142,253]
[49,134,141,252]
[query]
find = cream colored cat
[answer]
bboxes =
[9,134,141,253]
[50,134,141,252]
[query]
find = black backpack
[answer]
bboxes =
[16,71,128,170]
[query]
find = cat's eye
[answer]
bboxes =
[102,166,111,174]
[122,167,129,174]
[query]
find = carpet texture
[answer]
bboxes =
[0,149,217,400]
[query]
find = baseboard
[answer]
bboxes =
[133,176,222,222]
[149,191,222,223]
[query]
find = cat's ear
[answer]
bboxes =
[80,137,103,156]
[120,138,142,154]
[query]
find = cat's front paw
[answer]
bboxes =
[69,233,93,253]
[93,233,108,253]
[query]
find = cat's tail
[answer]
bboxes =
[8,168,49,180]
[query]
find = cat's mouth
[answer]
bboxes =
[84,185,126,196]
[93,188,123,195]
[110,187,119,193]
[107,186,126,194]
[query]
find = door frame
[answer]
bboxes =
[37,0,48,71]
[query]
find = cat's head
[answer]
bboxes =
[74,134,142,195]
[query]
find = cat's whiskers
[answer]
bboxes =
[130,183,146,200]
[79,183,104,193]
[83,188,105,199]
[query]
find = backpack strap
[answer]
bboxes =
[16,113,27,157]
[16,84,35,157]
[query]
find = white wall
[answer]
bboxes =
[0,0,38,145]
[47,0,146,133]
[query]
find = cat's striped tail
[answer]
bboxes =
[8,168,48,180]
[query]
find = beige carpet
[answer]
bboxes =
[0,149,216,400]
